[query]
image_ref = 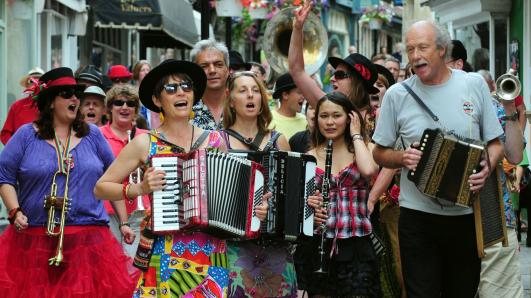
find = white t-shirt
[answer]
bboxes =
[372,69,504,216]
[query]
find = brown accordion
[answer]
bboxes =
[407,128,484,207]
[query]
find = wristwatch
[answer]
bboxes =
[501,112,518,121]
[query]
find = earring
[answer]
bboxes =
[189,111,195,120]
[159,112,164,123]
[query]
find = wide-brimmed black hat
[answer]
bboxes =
[139,59,206,112]
[76,65,103,87]
[229,50,251,71]
[35,67,85,111]
[329,53,379,94]
[374,64,396,86]
[272,73,297,99]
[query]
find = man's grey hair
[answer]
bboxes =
[407,20,453,60]
[433,22,452,60]
[385,56,400,65]
[190,39,229,66]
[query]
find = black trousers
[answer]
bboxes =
[399,207,480,298]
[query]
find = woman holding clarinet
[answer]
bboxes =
[296,92,380,297]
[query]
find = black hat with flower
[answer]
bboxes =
[25,67,85,112]
[328,53,380,94]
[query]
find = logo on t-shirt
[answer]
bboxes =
[462,101,474,114]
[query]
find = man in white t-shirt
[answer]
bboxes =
[270,73,308,139]
[372,20,504,297]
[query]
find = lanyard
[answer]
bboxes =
[53,129,73,174]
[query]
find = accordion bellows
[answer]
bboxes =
[407,128,484,207]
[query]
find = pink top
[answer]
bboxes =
[100,123,149,215]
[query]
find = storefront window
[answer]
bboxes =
[455,21,489,73]
[494,18,508,79]
[51,34,62,68]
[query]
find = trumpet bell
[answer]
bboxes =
[495,69,521,101]
[262,7,328,75]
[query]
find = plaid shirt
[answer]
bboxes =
[191,99,223,131]
[316,163,372,239]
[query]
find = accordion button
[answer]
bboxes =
[421,146,425,150]
[411,172,415,176]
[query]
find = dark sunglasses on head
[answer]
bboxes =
[112,99,138,108]
[163,82,193,94]
[58,89,84,99]
[332,70,352,80]
[112,77,130,83]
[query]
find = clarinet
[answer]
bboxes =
[315,139,333,274]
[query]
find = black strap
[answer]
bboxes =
[190,130,210,151]
[262,131,281,152]
[401,82,439,122]
[225,128,265,151]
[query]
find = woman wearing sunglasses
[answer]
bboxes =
[0,67,139,297]
[220,71,294,297]
[288,2,380,137]
[95,60,270,297]
[99,84,149,257]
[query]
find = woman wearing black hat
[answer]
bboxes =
[289,2,380,137]
[0,67,139,297]
[95,60,270,297]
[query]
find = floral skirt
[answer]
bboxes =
[0,225,139,298]
[134,232,229,297]
[227,241,297,298]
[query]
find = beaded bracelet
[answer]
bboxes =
[8,207,23,224]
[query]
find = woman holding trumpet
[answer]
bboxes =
[99,84,148,256]
[0,67,138,297]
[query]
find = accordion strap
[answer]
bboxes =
[191,130,210,151]
[401,82,439,122]
[225,128,265,151]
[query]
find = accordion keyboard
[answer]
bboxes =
[151,156,182,233]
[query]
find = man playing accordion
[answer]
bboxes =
[372,20,504,297]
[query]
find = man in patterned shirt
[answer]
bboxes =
[189,39,230,130]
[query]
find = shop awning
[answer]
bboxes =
[89,0,198,47]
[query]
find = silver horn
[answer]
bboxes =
[494,69,521,101]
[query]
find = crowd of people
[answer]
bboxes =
[0,1,528,297]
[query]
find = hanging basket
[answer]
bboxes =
[369,19,383,30]
[215,0,243,17]
[248,6,268,19]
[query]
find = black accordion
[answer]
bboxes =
[230,150,316,241]
[407,128,484,207]
[150,150,264,239]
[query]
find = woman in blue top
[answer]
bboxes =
[0,67,139,298]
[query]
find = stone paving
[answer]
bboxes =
[521,232,531,297]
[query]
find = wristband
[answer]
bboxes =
[119,222,131,228]
[122,181,133,203]
[351,134,363,141]
[8,207,22,224]
[501,112,518,122]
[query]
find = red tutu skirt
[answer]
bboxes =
[0,225,141,298]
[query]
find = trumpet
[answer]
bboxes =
[315,139,333,274]
[492,69,521,102]
[43,157,72,266]
[127,126,144,211]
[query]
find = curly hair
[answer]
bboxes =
[105,84,141,122]
[34,90,89,139]
[310,92,366,153]
[223,71,272,134]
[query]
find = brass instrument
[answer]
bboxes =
[262,7,328,76]
[127,127,144,211]
[44,158,72,266]
[493,69,521,101]
[315,139,333,274]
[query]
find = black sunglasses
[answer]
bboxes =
[112,99,138,108]
[58,89,83,99]
[332,70,352,80]
[112,77,130,84]
[163,82,193,94]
